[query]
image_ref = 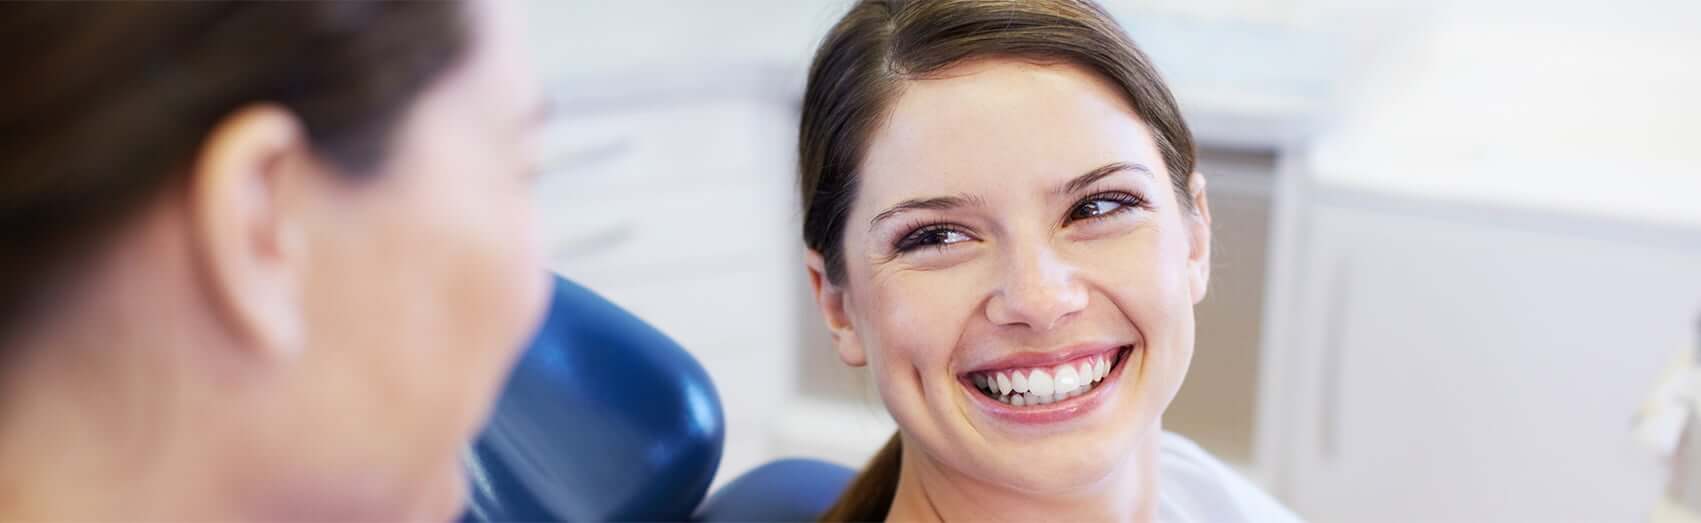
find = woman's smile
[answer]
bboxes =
[960,343,1142,425]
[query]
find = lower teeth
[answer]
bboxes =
[996,381,1095,405]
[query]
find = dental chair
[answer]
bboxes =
[463,276,855,522]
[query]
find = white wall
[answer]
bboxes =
[1306,0,1701,229]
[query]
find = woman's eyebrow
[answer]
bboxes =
[868,193,987,232]
[1056,162,1152,195]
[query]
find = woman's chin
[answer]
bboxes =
[969,440,1127,495]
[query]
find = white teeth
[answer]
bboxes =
[1054,364,1081,396]
[1027,369,1055,396]
[973,350,1131,406]
[1053,364,1080,395]
[1054,366,1081,395]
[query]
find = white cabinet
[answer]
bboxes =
[1261,189,1701,522]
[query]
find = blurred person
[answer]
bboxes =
[0,1,549,520]
[798,0,1300,521]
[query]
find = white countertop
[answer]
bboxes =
[1303,19,1701,231]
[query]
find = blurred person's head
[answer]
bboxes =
[798,0,1209,520]
[0,1,548,520]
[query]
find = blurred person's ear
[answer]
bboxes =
[1185,171,1213,305]
[804,250,867,367]
[187,105,312,359]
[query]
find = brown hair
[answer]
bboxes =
[0,3,470,343]
[797,1,1195,520]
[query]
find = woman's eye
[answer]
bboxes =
[1070,200,1122,220]
[1067,193,1144,222]
[896,226,972,252]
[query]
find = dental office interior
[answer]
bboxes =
[523,1,1701,521]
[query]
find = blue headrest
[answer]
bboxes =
[464,276,724,522]
[695,458,856,522]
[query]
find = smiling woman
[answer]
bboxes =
[798,1,1300,521]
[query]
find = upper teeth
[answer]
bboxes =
[969,351,1117,403]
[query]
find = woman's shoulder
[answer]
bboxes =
[1156,431,1306,523]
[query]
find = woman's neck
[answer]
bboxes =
[0,296,249,521]
[885,430,1162,523]
[0,342,223,521]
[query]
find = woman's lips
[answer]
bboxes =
[960,345,1137,424]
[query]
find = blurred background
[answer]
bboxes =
[521,1,1701,521]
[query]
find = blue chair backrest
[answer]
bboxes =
[464,276,724,522]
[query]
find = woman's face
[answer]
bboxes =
[815,59,1211,494]
[278,0,548,516]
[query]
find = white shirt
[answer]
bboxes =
[1156,432,1305,522]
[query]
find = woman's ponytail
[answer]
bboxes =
[819,432,903,522]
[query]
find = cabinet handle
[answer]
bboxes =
[1319,254,1353,461]
[539,136,635,181]
[551,221,637,265]
[1692,310,1700,360]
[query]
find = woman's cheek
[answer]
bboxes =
[865,270,976,390]
[1104,225,1191,296]
[1089,231,1195,363]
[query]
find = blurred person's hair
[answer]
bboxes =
[0,3,469,344]
[795,0,1195,520]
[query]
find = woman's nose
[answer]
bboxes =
[984,247,1089,332]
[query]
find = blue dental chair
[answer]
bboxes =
[463,276,856,522]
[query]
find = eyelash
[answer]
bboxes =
[890,191,1150,253]
[1065,191,1148,224]
[893,223,970,253]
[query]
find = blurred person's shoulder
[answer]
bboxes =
[1158,431,1305,523]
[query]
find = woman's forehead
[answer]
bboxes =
[856,60,1165,210]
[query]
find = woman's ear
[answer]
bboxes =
[187,104,312,360]
[1185,172,1214,305]
[804,250,867,367]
